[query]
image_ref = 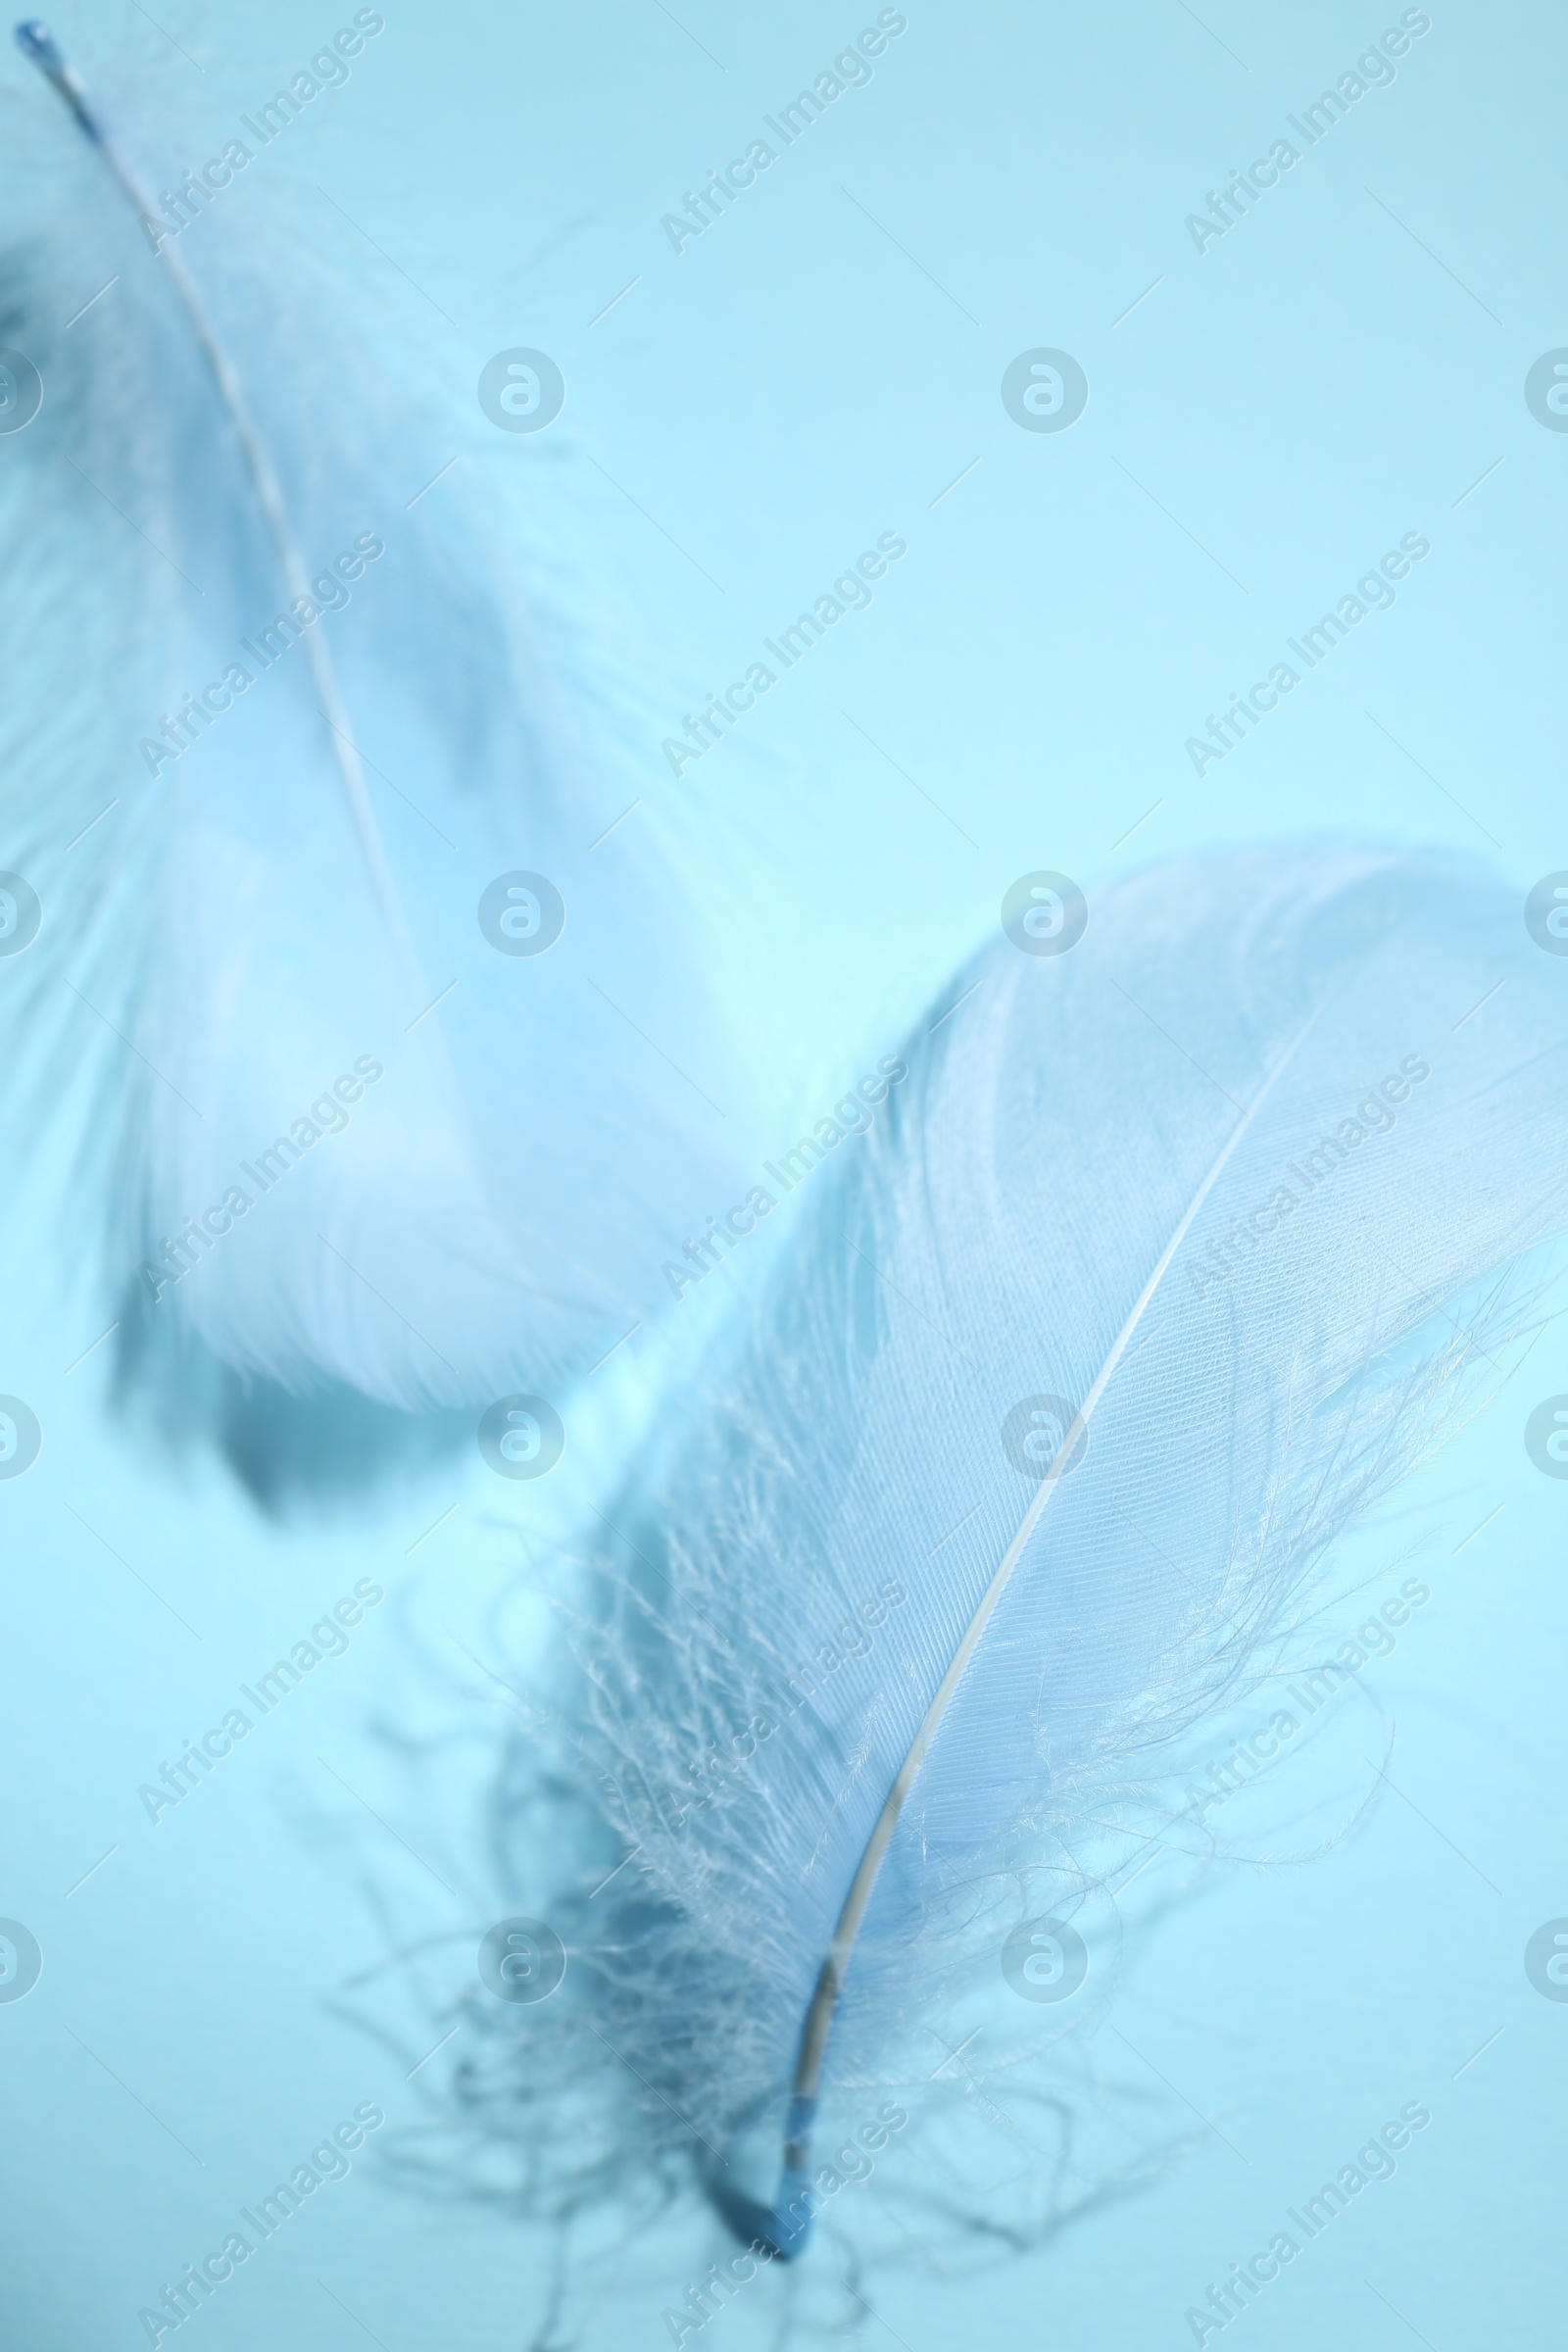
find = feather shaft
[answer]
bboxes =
[760,1008,1315,2252]
[18,19,417,990]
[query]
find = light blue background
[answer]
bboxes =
[1,3,1564,2345]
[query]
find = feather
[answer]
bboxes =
[3,25,734,1492]
[460,841,1568,2259]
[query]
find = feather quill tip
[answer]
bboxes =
[14,21,99,139]
[703,2096,819,2260]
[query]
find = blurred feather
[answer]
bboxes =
[455,842,1568,2259]
[1,23,733,1496]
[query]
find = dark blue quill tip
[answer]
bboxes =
[15,21,101,138]
[704,2093,819,2261]
[703,2172,814,2264]
[15,20,63,74]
